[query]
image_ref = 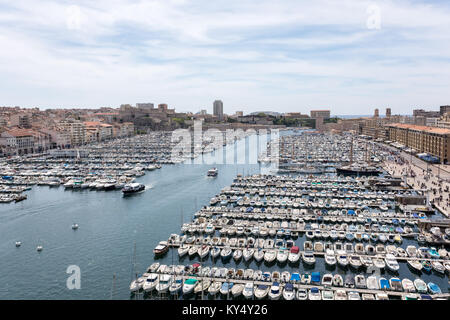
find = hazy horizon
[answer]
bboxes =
[1,0,449,115]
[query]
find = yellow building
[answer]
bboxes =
[386,123,450,163]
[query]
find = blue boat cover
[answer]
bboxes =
[348,210,355,215]
[311,272,320,283]
[290,273,300,281]
[420,294,432,300]
[258,285,268,289]
[311,287,319,293]
[380,279,390,289]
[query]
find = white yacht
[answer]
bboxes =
[156,274,172,293]
[242,283,254,299]
[169,277,182,295]
[142,273,158,292]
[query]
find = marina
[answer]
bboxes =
[128,132,449,300]
[1,130,449,300]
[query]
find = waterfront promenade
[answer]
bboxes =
[383,157,450,217]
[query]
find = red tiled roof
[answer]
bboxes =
[4,128,34,137]
[387,123,450,135]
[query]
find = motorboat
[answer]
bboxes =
[414,278,427,293]
[379,277,390,290]
[375,293,389,300]
[254,284,270,299]
[336,251,348,267]
[360,256,373,268]
[348,291,361,300]
[344,274,355,288]
[402,278,416,292]
[389,278,402,291]
[308,287,321,300]
[288,246,300,263]
[208,281,222,295]
[122,183,145,194]
[147,263,160,273]
[321,273,333,287]
[210,246,221,259]
[243,248,255,261]
[407,260,423,272]
[153,241,169,256]
[334,289,347,300]
[325,250,336,266]
[182,278,198,294]
[178,245,189,257]
[242,283,254,299]
[322,290,334,300]
[431,261,446,274]
[198,245,210,259]
[130,274,147,293]
[169,277,183,295]
[302,251,315,265]
[231,283,245,297]
[385,254,400,272]
[220,247,232,261]
[332,274,343,287]
[296,288,308,300]
[276,249,288,263]
[264,249,277,264]
[232,249,243,261]
[253,248,264,262]
[220,282,234,296]
[142,273,158,292]
[282,283,295,300]
[349,255,362,269]
[355,274,366,289]
[188,245,199,257]
[207,168,218,177]
[427,282,441,295]
[366,275,379,290]
[373,257,385,269]
[156,274,172,293]
[268,282,282,300]
[300,273,311,284]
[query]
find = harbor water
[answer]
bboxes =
[0,132,277,299]
[0,130,448,299]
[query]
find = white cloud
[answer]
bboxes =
[0,0,449,114]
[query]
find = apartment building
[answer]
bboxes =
[0,128,34,156]
[386,123,450,164]
[310,110,331,118]
[58,120,86,146]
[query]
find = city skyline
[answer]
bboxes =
[1,1,450,114]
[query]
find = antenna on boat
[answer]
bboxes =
[131,240,137,283]
[110,273,116,299]
[349,135,353,165]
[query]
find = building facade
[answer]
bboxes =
[387,123,450,164]
[58,120,86,146]
[0,129,35,156]
[310,110,330,118]
[213,100,224,120]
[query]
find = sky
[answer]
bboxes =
[0,0,449,115]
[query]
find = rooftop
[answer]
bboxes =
[386,123,450,135]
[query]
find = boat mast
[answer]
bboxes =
[349,135,353,165]
[110,273,116,299]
